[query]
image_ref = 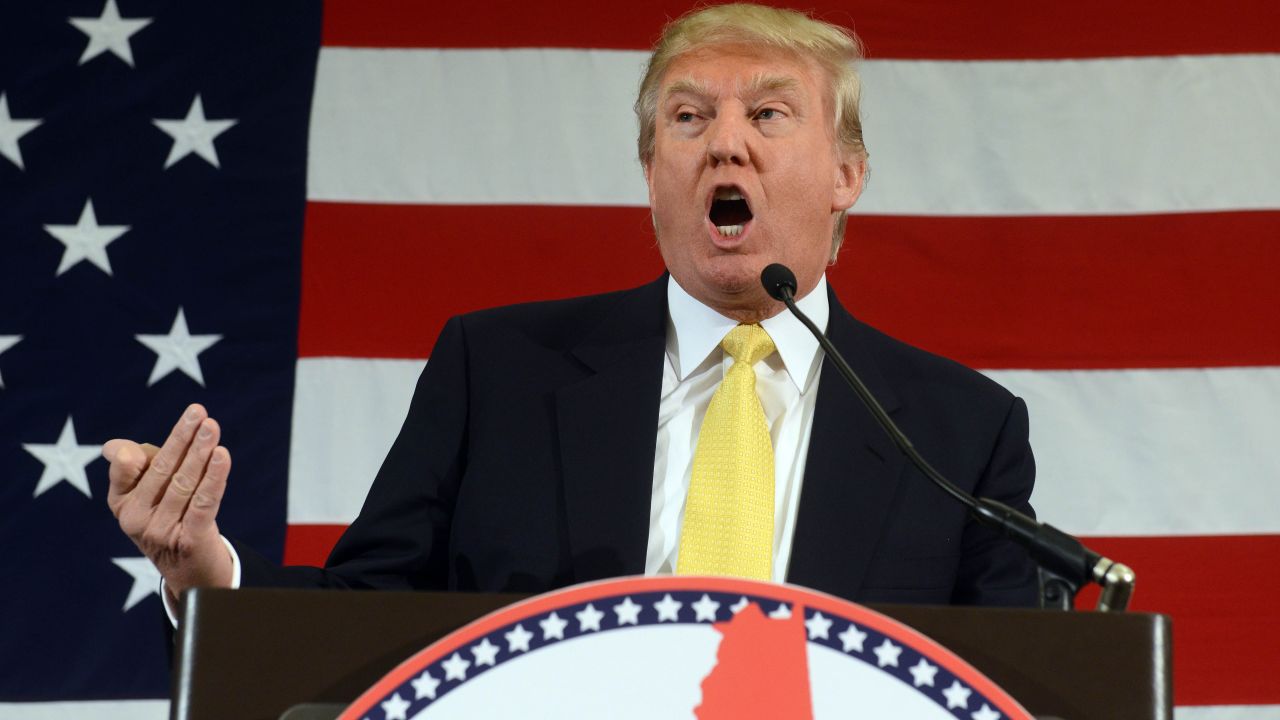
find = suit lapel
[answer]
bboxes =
[786,293,907,599]
[556,277,668,582]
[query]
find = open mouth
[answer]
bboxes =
[708,187,753,237]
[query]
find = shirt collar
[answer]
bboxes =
[666,273,829,394]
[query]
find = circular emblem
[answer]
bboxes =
[340,576,1031,719]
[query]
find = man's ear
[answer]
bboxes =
[832,155,865,213]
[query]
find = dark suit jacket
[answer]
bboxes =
[239,275,1038,606]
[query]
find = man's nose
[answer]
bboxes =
[706,115,750,167]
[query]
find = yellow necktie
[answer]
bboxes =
[677,323,776,580]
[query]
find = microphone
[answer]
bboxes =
[760,263,1135,611]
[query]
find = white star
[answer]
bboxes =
[575,603,604,632]
[410,670,440,700]
[135,307,222,386]
[441,652,470,682]
[972,704,1002,720]
[504,623,533,653]
[838,623,868,653]
[872,638,902,668]
[0,335,20,388]
[24,416,101,498]
[68,0,152,67]
[653,593,682,622]
[943,680,973,710]
[613,597,642,626]
[539,612,568,640]
[691,594,721,622]
[804,611,832,640]
[43,199,128,276]
[0,93,41,170]
[908,658,938,687]
[729,596,750,614]
[153,95,236,169]
[380,693,410,720]
[111,556,160,611]
[768,603,792,619]
[470,637,499,667]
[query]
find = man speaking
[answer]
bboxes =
[103,3,1038,611]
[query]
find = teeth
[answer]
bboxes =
[714,187,743,200]
[717,224,744,237]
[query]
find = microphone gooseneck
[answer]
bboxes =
[759,263,1134,611]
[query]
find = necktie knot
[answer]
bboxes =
[722,324,775,368]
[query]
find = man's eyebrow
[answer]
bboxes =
[663,77,716,102]
[739,73,802,99]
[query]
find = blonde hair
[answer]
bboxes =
[635,3,869,255]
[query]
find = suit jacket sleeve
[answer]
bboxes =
[950,394,1039,606]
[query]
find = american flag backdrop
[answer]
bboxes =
[1,0,1277,717]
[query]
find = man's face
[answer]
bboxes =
[645,43,863,320]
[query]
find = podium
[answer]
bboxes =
[172,588,1171,720]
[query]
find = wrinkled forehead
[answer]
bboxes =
[658,43,831,107]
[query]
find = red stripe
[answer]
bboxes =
[283,523,346,566]
[1075,535,1280,707]
[321,0,1280,58]
[286,526,1280,706]
[299,203,1280,368]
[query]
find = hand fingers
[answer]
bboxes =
[133,404,208,505]
[151,418,220,529]
[182,445,231,534]
[104,440,154,514]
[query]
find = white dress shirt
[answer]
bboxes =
[646,274,828,582]
[169,274,829,622]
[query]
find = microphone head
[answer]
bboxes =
[761,263,798,301]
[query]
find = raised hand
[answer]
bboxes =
[103,403,234,601]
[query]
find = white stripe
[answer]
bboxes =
[287,357,425,524]
[288,359,1280,534]
[0,701,168,719]
[307,49,1280,214]
[987,367,1280,536]
[1176,706,1280,720]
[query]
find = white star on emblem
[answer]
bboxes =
[838,623,868,653]
[504,623,533,653]
[111,556,161,611]
[539,612,568,640]
[0,93,41,170]
[135,307,222,386]
[575,603,605,632]
[804,611,832,640]
[691,594,721,622]
[971,704,1002,720]
[380,692,410,720]
[0,335,20,388]
[471,637,499,667]
[153,95,236,169]
[44,199,129,276]
[613,597,642,626]
[908,658,938,687]
[68,0,152,67]
[872,638,902,668]
[410,670,440,700]
[943,680,973,710]
[768,603,792,619]
[24,416,101,498]
[441,652,470,682]
[729,596,750,614]
[653,593,682,622]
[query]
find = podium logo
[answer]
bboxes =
[340,577,1030,719]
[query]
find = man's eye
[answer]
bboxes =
[755,108,782,120]
[676,111,696,122]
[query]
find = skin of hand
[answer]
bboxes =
[103,403,235,603]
